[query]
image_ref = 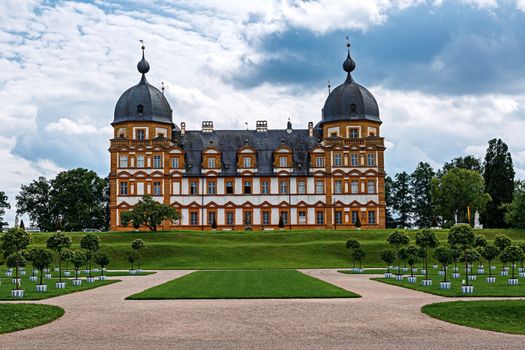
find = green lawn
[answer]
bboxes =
[127,270,360,299]
[422,300,525,334]
[0,304,64,334]
[19,229,525,270]
[374,269,525,297]
[0,276,118,300]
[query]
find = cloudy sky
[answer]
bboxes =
[2,0,525,225]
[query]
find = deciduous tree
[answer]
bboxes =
[120,195,179,231]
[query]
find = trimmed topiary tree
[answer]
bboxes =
[481,245,499,278]
[46,232,72,284]
[71,250,86,281]
[398,247,409,270]
[448,224,475,286]
[494,233,512,269]
[387,231,410,276]
[351,248,366,270]
[380,249,396,274]
[60,248,73,275]
[501,245,525,280]
[131,239,146,271]
[433,246,453,283]
[415,229,439,281]
[0,228,31,292]
[80,233,100,278]
[29,248,53,286]
[94,253,110,278]
[128,250,138,271]
[405,246,420,277]
[345,239,360,268]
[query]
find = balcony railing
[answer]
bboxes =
[324,137,385,147]
[110,138,173,148]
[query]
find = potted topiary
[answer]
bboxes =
[80,233,100,283]
[494,233,511,272]
[405,246,419,284]
[450,246,461,278]
[501,245,524,285]
[94,253,110,281]
[345,239,360,272]
[0,228,31,298]
[398,247,409,273]
[128,250,138,274]
[387,231,410,280]
[518,242,525,275]
[131,239,146,273]
[6,253,26,291]
[473,234,487,274]
[29,248,53,293]
[433,246,452,289]
[46,232,72,289]
[448,224,475,293]
[416,230,439,286]
[380,249,396,278]
[351,248,366,273]
[481,245,499,283]
[61,248,73,277]
[71,250,86,286]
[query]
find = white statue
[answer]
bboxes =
[474,211,483,229]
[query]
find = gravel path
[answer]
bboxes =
[1,269,524,350]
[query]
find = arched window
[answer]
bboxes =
[137,104,144,114]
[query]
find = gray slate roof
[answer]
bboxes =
[174,129,321,176]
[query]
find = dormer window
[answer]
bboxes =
[243,157,252,168]
[137,104,144,114]
[208,157,216,169]
[350,103,357,112]
[279,156,287,167]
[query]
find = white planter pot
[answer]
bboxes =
[32,269,38,275]
[44,268,50,273]
[54,268,60,272]
[136,269,142,273]
[87,277,95,283]
[64,271,71,277]
[11,289,24,298]
[72,279,82,286]
[477,269,485,274]
[466,268,471,273]
[486,277,496,283]
[11,278,21,285]
[432,265,438,269]
[491,265,496,270]
[461,285,474,293]
[412,268,418,273]
[45,273,52,279]
[395,275,404,281]
[407,276,417,283]
[453,267,459,272]
[55,282,66,289]
[84,269,90,273]
[5,271,12,277]
[504,266,510,271]
[93,268,100,272]
[401,267,408,272]
[29,276,38,282]
[468,275,477,281]
[129,270,137,275]
[422,279,432,286]
[508,278,519,286]
[519,272,525,278]
[384,272,393,278]
[440,282,451,289]
[438,271,445,276]
[357,268,364,273]
[352,268,359,272]
[99,275,107,281]
[20,270,26,276]
[478,265,484,269]
[420,269,427,275]
[7,268,13,272]
[519,267,524,272]
[452,273,460,278]
[36,284,47,292]
[500,271,509,276]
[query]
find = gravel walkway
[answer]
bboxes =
[1,269,524,349]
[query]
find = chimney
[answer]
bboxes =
[180,122,186,135]
[256,120,267,132]
[308,122,314,137]
[202,121,213,133]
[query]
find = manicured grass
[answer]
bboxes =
[374,267,525,297]
[20,229,525,269]
[0,275,118,300]
[338,268,387,274]
[0,304,64,334]
[422,300,525,334]
[127,270,360,299]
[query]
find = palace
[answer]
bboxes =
[109,44,386,231]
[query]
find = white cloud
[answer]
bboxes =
[517,0,525,11]
[45,118,111,135]
[461,0,499,8]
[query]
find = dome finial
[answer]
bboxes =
[342,36,356,81]
[137,40,150,76]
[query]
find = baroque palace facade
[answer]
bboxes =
[109,44,386,231]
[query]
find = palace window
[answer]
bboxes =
[225,181,234,194]
[297,180,306,194]
[226,211,235,225]
[262,211,271,225]
[243,180,252,194]
[137,155,145,168]
[351,180,359,194]
[367,154,376,166]
[243,211,252,226]
[368,211,376,225]
[171,157,179,169]
[280,211,289,225]
[315,156,325,167]
[351,154,358,166]
[119,182,128,195]
[315,180,324,194]
[136,129,145,140]
[261,180,269,194]
[153,182,162,196]
[279,180,289,194]
[352,211,359,224]
[153,155,162,168]
[190,212,198,225]
[243,157,252,168]
[316,211,324,225]
[335,210,343,225]
[190,181,199,195]
[334,180,343,194]
[207,181,216,194]
[333,153,342,166]
[349,128,359,138]
[207,157,216,169]
[367,180,376,194]
[119,156,128,168]
[208,211,216,226]
[298,211,307,224]
[279,156,288,168]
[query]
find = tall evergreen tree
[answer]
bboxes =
[392,172,413,228]
[384,176,396,228]
[410,162,435,228]
[440,155,483,175]
[0,191,10,229]
[482,138,515,228]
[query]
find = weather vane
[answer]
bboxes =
[346,36,350,48]
[140,39,145,51]
[328,80,331,94]
[161,81,165,94]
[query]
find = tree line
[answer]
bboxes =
[387,138,523,229]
